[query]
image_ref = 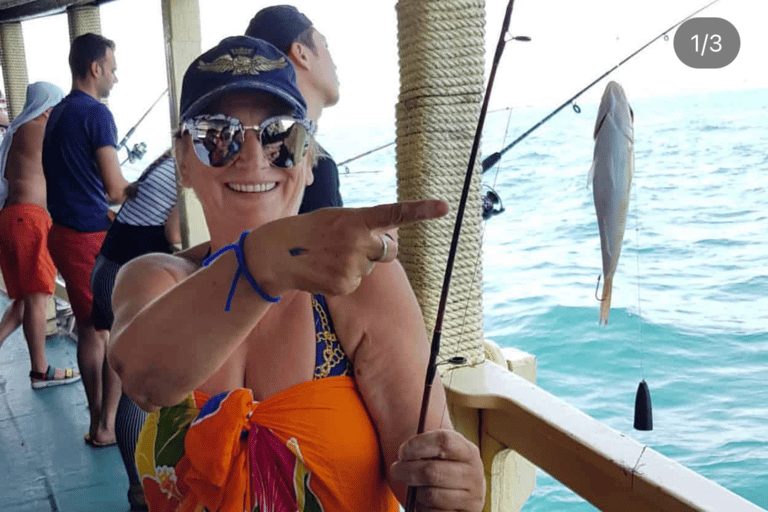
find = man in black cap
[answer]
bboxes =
[245,5,343,213]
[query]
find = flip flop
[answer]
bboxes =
[84,432,117,448]
[30,365,81,389]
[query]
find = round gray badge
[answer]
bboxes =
[674,17,740,69]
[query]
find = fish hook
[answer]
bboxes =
[595,275,606,301]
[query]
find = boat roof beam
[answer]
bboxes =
[0,0,118,24]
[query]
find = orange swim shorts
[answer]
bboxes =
[0,203,57,299]
[47,223,106,327]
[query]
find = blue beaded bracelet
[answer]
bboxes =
[202,230,281,311]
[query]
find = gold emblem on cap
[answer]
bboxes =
[197,49,287,75]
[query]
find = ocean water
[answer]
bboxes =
[324,88,768,510]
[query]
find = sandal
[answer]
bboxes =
[84,432,117,448]
[30,365,81,389]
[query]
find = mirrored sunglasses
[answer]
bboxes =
[181,114,311,168]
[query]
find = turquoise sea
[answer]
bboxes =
[322,87,768,510]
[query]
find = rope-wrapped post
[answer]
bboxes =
[67,3,103,42]
[395,0,486,365]
[0,22,29,121]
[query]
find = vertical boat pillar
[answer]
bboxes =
[0,21,28,119]
[160,0,206,248]
[394,1,535,510]
[395,0,486,366]
[66,3,102,41]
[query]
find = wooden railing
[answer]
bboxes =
[444,350,766,512]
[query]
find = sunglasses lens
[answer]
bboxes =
[187,116,309,168]
[260,118,309,168]
[189,117,239,167]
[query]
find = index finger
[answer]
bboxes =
[361,199,450,231]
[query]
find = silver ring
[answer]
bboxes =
[377,234,388,262]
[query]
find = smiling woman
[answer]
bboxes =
[107,35,485,512]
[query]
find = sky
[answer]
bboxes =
[2,0,765,160]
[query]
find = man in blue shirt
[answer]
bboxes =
[43,32,130,448]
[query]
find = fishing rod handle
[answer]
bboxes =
[404,348,439,512]
[405,487,418,511]
[404,381,434,512]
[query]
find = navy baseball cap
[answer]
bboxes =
[244,5,313,55]
[179,36,308,122]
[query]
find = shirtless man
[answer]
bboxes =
[0,81,81,388]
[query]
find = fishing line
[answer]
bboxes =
[489,105,515,191]
[336,107,515,170]
[489,106,513,115]
[341,168,382,175]
[482,104,514,219]
[632,159,652,431]
[634,185,644,380]
[403,0,518,509]
[480,0,722,174]
[441,106,515,366]
[433,110,513,366]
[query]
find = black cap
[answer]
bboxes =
[245,5,313,55]
[179,36,308,123]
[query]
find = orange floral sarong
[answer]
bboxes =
[135,376,399,512]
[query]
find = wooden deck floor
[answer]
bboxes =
[0,295,130,512]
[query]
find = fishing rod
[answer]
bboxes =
[403,0,518,510]
[337,141,394,166]
[481,0,722,173]
[117,88,168,165]
[335,86,523,171]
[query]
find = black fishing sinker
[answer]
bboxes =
[634,380,653,431]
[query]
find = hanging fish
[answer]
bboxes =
[589,81,634,325]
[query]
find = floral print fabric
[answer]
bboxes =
[135,377,399,512]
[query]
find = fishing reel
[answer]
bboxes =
[125,142,147,163]
[481,186,505,220]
